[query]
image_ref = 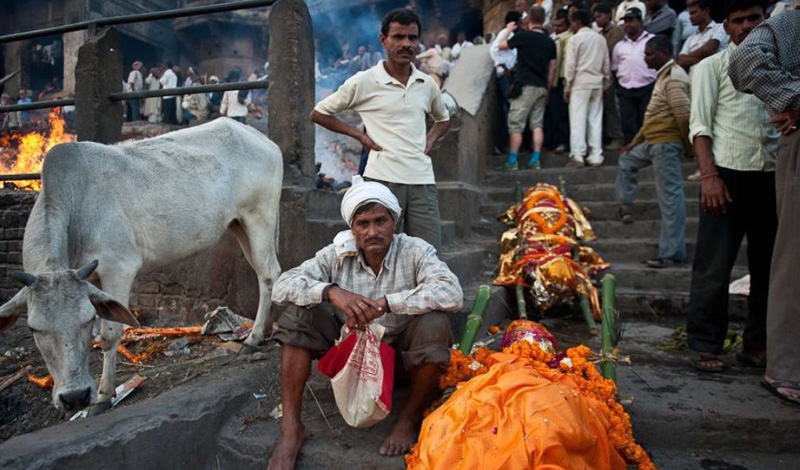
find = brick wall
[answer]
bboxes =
[0,191,35,302]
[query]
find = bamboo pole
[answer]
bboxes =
[601,274,618,382]
[458,285,491,355]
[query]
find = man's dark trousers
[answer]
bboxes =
[616,82,653,144]
[687,168,777,355]
[544,77,569,150]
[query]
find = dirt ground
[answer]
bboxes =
[0,314,253,444]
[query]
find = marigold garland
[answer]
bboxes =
[423,336,657,470]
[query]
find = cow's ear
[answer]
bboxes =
[0,289,27,332]
[85,285,140,328]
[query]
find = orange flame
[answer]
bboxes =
[0,109,75,191]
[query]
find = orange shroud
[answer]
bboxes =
[408,353,627,470]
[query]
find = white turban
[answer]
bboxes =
[340,176,401,227]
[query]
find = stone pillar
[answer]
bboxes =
[268,0,315,179]
[75,27,122,144]
[2,41,30,95]
[62,30,87,96]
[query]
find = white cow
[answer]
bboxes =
[0,118,282,413]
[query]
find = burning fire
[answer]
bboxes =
[0,109,75,191]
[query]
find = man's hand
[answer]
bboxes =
[620,142,636,155]
[328,286,385,330]
[424,134,441,154]
[770,109,800,135]
[700,175,733,216]
[563,90,570,103]
[359,132,382,152]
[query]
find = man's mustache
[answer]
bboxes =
[365,236,384,244]
[398,48,415,55]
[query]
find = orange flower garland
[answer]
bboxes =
[520,188,569,234]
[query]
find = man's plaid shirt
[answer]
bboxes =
[272,233,463,334]
[728,10,800,115]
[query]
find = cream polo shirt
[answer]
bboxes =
[314,61,450,185]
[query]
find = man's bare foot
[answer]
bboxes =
[379,419,417,456]
[267,425,306,470]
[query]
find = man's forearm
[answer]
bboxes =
[693,136,716,175]
[310,110,365,141]
[427,120,450,144]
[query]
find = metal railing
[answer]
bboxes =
[0,0,276,44]
[0,0,278,183]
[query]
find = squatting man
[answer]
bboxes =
[266,178,463,470]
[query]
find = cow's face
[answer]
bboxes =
[0,261,138,411]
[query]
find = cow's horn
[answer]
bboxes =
[76,260,99,280]
[10,271,37,287]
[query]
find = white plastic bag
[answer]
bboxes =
[317,323,395,428]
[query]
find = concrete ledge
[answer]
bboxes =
[0,360,266,470]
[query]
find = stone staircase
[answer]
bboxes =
[477,150,750,320]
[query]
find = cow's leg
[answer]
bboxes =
[90,265,138,415]
[232,214,281,349]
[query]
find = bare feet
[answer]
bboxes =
[379,419,417,456]
[267,425,306,470]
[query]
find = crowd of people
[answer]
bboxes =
[123,61,267,126]
[486,0,799,406]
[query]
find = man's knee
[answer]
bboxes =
[401,312,454,370]
[271,303,341,358]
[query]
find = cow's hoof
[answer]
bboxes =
[87,400,113,416]
[238,344,260,356]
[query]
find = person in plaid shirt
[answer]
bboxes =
[267,177,463,469]
[728,7,800,406]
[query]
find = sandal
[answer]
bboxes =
[618,205,633,224]
[761,376,800,405]
[736,350,767,368]
[690,351,725,372]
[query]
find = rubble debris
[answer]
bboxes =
[0,366,30,394]
[163,337,191,357]
[70,375,147,421]
[201,306,253,341]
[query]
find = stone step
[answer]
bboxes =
[482,160,698,187]
[487,181,701,205]
[592,218,699,240]
[480,198,704,223]
[608,263,748,293]
[550,319,800,456]
[588,238,748,266]
[614,287,749,319]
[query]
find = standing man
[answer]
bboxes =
[498,6,557,170]
[615,35,691,268]
[612,8,657,144]
[677,0,729,73]
[159,62,178,125]
[490,10,522,137]
[450,32,474,60]
[564,8,611,167]
[311,9,450,250]
[615,0,647,23]
[643,0,677,37]
[729,8,800,404]
[686,0,778,373]
[267,178,463,469]
[544,9,573,154]
[16,88,31,126]
[126,61,144,122]
[594,3,626,149]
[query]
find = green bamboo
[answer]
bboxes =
[601,274,618,382]
[579,294,599,335]
[458,285,491,355]
[515,283,527,319]
[515,181,523,202]
[559,176,568,198]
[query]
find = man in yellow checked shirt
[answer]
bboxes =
[266,177,463,470]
